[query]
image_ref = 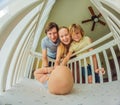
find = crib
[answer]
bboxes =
[0,0,120,105]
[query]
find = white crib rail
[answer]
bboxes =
[91,0,120,49]
[30,50,55,69]
[68,40,120,84]
[30,32,120,84]
[0,0,56,94]
[0,0,120,96]
[77,0,120,84]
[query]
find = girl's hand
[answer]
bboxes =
[95,68,105,75]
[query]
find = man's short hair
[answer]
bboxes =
[45,22,59,34]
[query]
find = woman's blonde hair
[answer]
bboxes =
[59,26,69,37]
[69,24,84,37]
[58,43,67,59]
[58,26,70,59]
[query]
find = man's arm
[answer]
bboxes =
[42,49,48,67]
[54,45,61,67]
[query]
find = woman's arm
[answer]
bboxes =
[60,51,73,66]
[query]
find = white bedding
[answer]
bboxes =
[0,78,120,105]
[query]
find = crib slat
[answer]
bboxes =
[96,53,103,83]
[36,58,40,69]
[103,50,112,82]
[84,58,88,84]
[73,62,76,83]
[110,47,120,80]
[79,60,82,84]
[74,61,77,83]
[90,56,95,84]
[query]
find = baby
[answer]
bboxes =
[34,66,74,95]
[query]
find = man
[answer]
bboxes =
[41,22,60,67]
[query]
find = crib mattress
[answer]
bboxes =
[0,78,120,105]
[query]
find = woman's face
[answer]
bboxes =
[72,29,82,42]
[58,28,71,45]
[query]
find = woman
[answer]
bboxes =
[34,26,72,83]
[54,26,72,67]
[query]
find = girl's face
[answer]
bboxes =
[72,29,82,42]
[59,28,71,45]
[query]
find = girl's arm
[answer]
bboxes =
[88,37,99,73]
[88,38,105,74]
[92,54,105,74]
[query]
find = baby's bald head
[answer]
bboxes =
[48,66,74,95]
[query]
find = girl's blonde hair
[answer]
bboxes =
[69,24,84,37]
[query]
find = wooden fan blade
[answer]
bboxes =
[98,19,106,25]
[91,22,96,31]
[98,13,102,18]
[88,6,95,16]
[81,19,92,23]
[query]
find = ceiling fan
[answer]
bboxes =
[81,6,106,31]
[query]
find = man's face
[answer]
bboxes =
[47,27,58,43]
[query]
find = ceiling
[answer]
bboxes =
[44,0,110,42]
